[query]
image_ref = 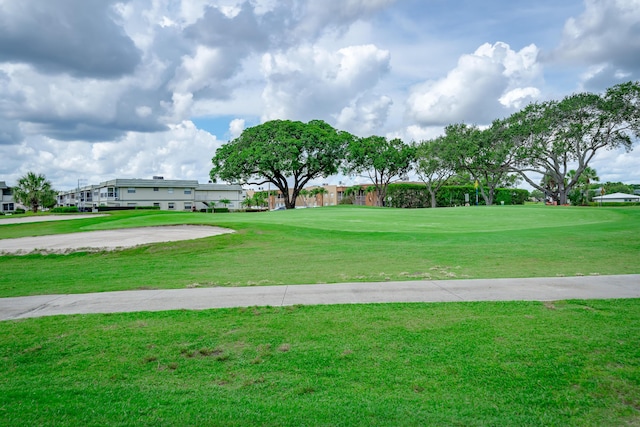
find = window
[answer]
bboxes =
[108,187,115,197]
[127,188,136,193]
[184,189,192,195]
[168,202,175,209]
[153,187,159,192]
[184,203,192,210]
[127,203,136,207]
[2,203,14,211]
[168,188,174,194]
[153,203,160,208]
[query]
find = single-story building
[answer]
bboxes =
[592,192,640,203]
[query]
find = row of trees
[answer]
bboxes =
[210,82,640,209]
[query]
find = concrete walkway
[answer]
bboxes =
[1,274,638,321]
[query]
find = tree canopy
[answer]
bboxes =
[344,136,415,206]
[510,81,640,204]
[210,119,353,209]
[13,172,57,213]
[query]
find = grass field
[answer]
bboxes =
[2,300,640,426]
[1,206,639,425]
[0,205,638,297]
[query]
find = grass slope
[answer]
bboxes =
[1,300,639,426]
[0,205,639,297]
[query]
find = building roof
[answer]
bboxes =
[592,192,640,200]
[99,178,199,188]
[0,181,7,189]
[196,183,244,191]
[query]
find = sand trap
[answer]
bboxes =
[0,225,234,255]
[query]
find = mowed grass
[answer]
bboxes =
[1,300,639,426]
[0,205,639,297]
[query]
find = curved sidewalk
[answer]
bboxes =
[1,274,639,321]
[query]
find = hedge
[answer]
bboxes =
[51,206,79,213]
[386,183,529,208]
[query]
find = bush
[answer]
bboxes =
[135,206,160,210]
[14,208,26,214]
[51,206,79,213]
[213,208,229,213]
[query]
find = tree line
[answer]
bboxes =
[210,80,638,209]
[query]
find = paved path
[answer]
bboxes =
[1,274,638,321]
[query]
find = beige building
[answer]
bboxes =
[57,177,245,211]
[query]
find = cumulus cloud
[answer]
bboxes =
[335,95,393,136]
[261,44,391,122]
[406,42,542,127]
[0,121,220,190]
[228,119,246,139]
[0,0,141,79]
[549,0,640,89]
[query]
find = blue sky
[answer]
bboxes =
[0,0,639,189]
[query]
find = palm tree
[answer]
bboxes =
[316,187,328,206]
[567,167,599,205]
[13,172,56,213]
[299,189,309,207]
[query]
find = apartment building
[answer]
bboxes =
[57,177,245,211]
[0,181,15,213]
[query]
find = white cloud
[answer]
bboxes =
[228,118,245,139]
[550,0,640,89]
[261,44,390,122]
[0,121,219,189]
[406,42,542,126]
[335,95,392,136]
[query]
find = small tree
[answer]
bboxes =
[344,136,415,206]
[414,134,457,208]
[219,198,231,208]
[13,172,57,213]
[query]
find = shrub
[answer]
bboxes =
[135,206,160,210]
[14,208,26,214]
[51,206,79,213]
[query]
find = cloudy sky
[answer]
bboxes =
[1,0,639,190]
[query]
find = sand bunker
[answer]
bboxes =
[0,225,234,255]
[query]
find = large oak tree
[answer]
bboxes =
[510,81,640,204]
[210,119,352,209]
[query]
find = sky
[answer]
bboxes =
[1,0,640,190]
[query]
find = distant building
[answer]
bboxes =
[56,177,245,211]
[592,192,640,203]
[0,181,15,213]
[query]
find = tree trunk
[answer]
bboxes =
[430,191,437,208]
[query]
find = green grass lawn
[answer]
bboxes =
[1,206,639,425]
[1,300,639,426]
[0,205,639,297]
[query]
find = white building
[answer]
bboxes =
[0,181,15,213]
[592,192,640,203]
[57,177,245,211]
